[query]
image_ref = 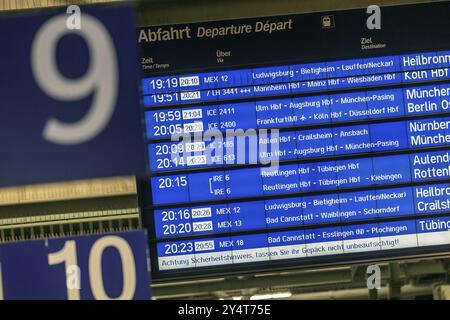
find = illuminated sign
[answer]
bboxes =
[138,2,450,280]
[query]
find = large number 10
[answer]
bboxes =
[31,14,118,145]
[48,236,137,300]
[0,236,137,300]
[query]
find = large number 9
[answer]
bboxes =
[31,14,118,145]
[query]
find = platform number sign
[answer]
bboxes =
[0,4,145,187]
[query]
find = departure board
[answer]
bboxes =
[138,2,450,280]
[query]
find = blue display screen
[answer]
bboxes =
[139,3,450,278]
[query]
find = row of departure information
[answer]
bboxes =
[149,117,450,171]
[143,67,450,107]
[151,149,450,205]
[143,51,450,95]
[146,84,450,139]
[157,216,450,270]
[154,182,450,238]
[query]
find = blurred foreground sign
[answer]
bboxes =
[0,231,151,300]
[0,4,145,187]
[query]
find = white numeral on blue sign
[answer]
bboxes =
[31,14,118,145]
[48,236,137,300]
[89,236,136,300]
[48,240,80,300]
